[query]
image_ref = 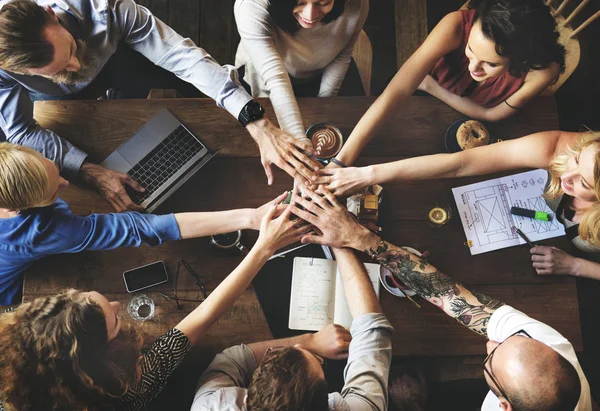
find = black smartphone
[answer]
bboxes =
[123,261,169,293]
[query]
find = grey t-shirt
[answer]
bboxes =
[191,313,393,411]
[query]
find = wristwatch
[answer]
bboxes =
[238,100,265,127]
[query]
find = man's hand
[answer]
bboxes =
[306,324,352,360]
[80,162,145,212]
[530,246,577,276]
[311,166,372,197]
[246,118,322,185]
[289,185,375,250]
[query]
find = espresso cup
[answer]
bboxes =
[210,230,249,255]
[306,122,344,161]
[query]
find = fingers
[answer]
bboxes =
[264,202,279,221]
[530,254,548,262]
[530,246,549,255]
[122,174,145,193]
[294,136,315,156]
[300,234,325,245]
[262,160,274,186]
[311,169,334,186]
[290,204,319,225]
[318,186,339,207]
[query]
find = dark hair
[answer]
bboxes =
[468,0,565,77]
[0,0,55,72]
[247,346,329,411]
[267,0,346,34]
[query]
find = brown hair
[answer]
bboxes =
[546,131,600,246]
[0,289,143,411]
[246,347,328,411]
[0,0,55,72]
[0,142,49,210]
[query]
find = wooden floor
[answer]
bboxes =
[133,0,600,406]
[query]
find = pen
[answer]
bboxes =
[510,206,553,221]
[514,227,535,248]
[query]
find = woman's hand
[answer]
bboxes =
[530,246,577,276]
[255,201,312,255]
[310,166,373,197]
[250,192,289,230]
[306,324,352,360]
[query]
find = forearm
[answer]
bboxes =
[174,208,256,239]
[176,246,272,345]
[248,333,314,364]
[332,247,382,316]
[571,257,600,280]
[352,231,504,336]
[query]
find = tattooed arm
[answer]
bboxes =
[290,186,504,337]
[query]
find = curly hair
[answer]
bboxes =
[246,346,328,411]
[267,0,347,34]
[468,0,565,77]
[547,131,600,246]
[0,0,56,72]
[0,289,143,411]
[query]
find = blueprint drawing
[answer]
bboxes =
[452,169,565,255]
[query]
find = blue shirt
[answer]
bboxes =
[0,0,252,179]
[0,198,180,305]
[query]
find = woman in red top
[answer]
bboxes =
[331,0,565,168]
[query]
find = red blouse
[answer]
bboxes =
[430,9,527,108]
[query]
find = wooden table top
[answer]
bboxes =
[25,95,582,356]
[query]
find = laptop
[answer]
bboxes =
[101,109,217,212]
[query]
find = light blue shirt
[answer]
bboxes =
[0,198,180,305]
[0,0,252,179]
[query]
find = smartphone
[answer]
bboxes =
[123,261,169,293]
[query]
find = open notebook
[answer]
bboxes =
[289,257,380,331]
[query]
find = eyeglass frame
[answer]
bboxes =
[159,260,207,310]
[482,329,532,406]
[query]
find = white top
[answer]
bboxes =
[482,305,592,411]
[234,0,369,137]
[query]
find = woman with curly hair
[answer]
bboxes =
[313,129,600,279]
[331,0,565,167]
[234,0,368,139]
[0,199,308,411]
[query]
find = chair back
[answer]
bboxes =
[352,30,372,96]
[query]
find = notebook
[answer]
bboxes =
[289,257,380,331]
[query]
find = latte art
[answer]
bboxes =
[307,123,343,159]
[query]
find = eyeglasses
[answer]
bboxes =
[482,329,532,406]
[159,260,207,310]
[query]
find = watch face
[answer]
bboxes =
[247,101,264,117]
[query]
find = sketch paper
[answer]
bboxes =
[452,169,565,255]
[289,257,380,331]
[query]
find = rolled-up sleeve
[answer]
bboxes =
[111,0,251,119]
[337,313,394,411]
[0,79,87,179]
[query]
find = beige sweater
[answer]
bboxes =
[234,0,369,138]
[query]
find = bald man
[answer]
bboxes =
[290,187,592,411]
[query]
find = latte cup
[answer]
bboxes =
[306,122,344,161]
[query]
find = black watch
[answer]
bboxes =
[238,100,265,127]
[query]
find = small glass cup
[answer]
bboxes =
[427,204,452,227]
[127,294,155,321]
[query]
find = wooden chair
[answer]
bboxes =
[352,30,372,97]
[544,0,600,94]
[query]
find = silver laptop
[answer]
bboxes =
[101,109,217,212]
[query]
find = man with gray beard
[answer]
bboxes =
[0,0,319,212]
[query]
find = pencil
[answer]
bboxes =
[515,227,535,248]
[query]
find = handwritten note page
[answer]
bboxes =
[289,257,337,331]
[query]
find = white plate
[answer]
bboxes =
[378,247,420,298]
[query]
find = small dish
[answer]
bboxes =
[378,246,420,298]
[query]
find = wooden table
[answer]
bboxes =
[25,96,582,357]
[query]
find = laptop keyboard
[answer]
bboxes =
[126,125,205,204]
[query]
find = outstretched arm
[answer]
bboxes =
[291,186,504,336]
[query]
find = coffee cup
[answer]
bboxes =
[306,122,344,161]
[210,230,249,255]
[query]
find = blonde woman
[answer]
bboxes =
[0,142,288,305]
[0,203,332,411]
[312,130,600,279]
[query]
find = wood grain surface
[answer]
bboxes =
[27,95,581,356]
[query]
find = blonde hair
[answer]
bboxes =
[0,142,49,210]
[0,289,143,411]
[546,131,600,246]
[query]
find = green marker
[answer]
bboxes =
[510,206,553,221]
